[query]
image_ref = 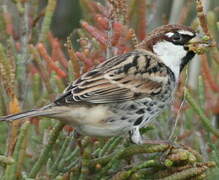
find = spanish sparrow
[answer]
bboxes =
[0,24,206,144]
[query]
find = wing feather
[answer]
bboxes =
[55,49,171,104]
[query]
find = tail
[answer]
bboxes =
[0,104,59,122]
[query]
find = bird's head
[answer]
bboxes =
[144,24,208,78]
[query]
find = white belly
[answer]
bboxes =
[48,105,132,137]
[77,123,131,137]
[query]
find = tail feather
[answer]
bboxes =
[0,104,59,122]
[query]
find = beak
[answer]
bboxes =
[188,36,201,44]
[187,35,210,45]
[186,35,211,54]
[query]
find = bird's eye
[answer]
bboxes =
[171,33,181,42]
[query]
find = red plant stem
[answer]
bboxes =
[212,97,219,114]
[204,81,215,114]
[29,44,53,95]
[117,45,131,55]
[75,52,94,71]
[37,43,67,78]
[81,21,107,47]
[178,1,192,24]
[201,55,219,92]
[211,49,219,65]
[111,22,123,46]
[28,63,38,75]
[91,1,108,17]
[195,0,210,37]
[32,61,51,91]
[90,51,105,64]
[15,42,21,52]
[136,0,147,40]
[66,39,81,78]
[3,12,14,37]
[57,49,68,69]
[96,56,105,63]
[95,14,109,30]
[48,33,68,69]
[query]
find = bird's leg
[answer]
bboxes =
[129,126,143,144]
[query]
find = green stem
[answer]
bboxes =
[39,0,57,42]
[4,121,30,180]
[112,160,161,180]
[98,137,118,157]
[79,137,92,180]
[90,144,169,167]
[185,89,219,137]
[28,122,65,178]
[0,155,14,165]
[49,135,71,176]
[158,166,208,180]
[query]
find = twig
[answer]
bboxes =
[168,68,189,141]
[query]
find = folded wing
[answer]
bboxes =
[55,49,170,104]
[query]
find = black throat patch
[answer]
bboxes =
[180,51,195,72]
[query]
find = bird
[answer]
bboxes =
[0,24,207,144]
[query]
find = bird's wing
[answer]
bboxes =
[54,49,171,104]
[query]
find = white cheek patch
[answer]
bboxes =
[177,30,194,36]
[153,41,187,80]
